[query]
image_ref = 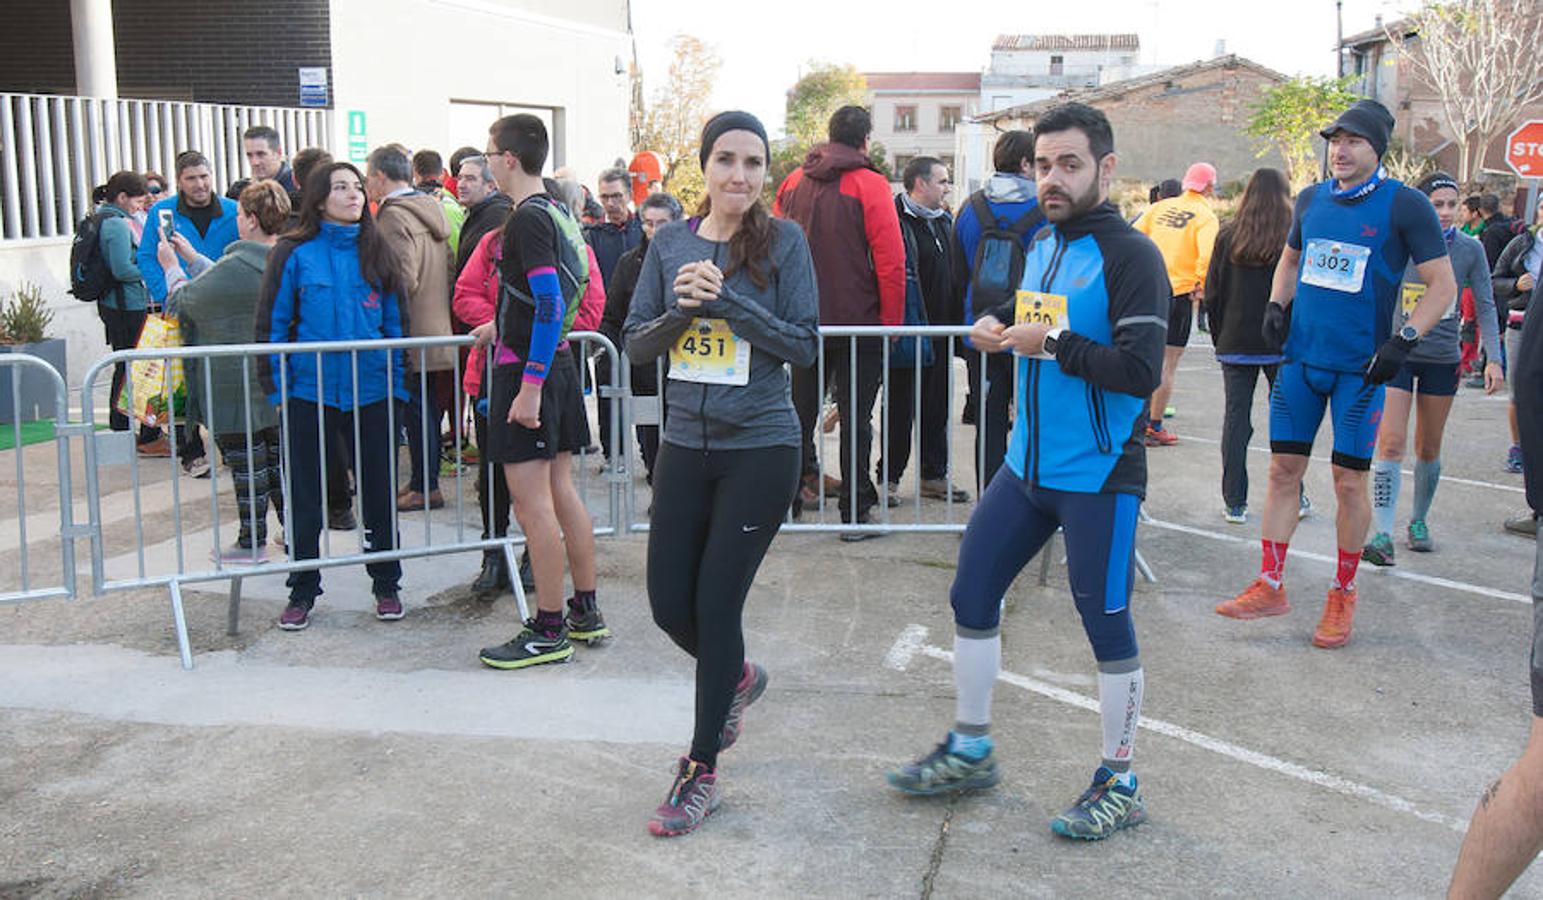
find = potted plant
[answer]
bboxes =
[0,281,67,424]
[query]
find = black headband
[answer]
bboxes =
[699,111,770,171]
[1420,175,1460,196]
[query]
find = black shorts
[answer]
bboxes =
[1166,294,1193,348]
[1387,360,1459,397]
[485,352,590,464]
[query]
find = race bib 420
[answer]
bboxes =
[1014,290,1068,360]
[669,317,750,386]
[1301,239,1371,294]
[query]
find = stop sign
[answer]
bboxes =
[1506,120,1543,177]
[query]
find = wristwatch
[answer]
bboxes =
[1042,327,1065,357]
[1396,324,1419,345]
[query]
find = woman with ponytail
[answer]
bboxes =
[624,111,820,837]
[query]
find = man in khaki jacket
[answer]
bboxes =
[368,145,455,510]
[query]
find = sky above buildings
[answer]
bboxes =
[631,0,1409,137]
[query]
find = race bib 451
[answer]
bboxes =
[669,317,750,386]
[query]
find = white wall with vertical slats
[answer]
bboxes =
[0,93,332,242]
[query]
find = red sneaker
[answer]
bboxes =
[1143,426,1178,447]
[1216,578,1291,619]
[1312,587,1357,649]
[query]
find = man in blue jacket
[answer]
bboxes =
[137,150,241,472]
[951,130,1043,491]
[888,104,1168,841]
[138,151,241,304]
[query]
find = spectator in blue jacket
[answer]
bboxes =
[951,130,1045,490]
[255,161,410,633]
[137,151,240,304]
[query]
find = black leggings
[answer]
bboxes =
[647,443,800,768]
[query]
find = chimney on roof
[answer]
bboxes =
[1214,39,1227,57]
[1375,13,1383,28]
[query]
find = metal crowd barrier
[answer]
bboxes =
[0,353,80,604]
[77,331,623,669]
[2,322,1154,670]
[615,323,1156,579]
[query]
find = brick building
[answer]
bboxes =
[966,55,1289,189]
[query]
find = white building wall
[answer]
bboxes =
[330,0,633,186]
[988,48,1139,82]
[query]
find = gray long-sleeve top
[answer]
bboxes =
[624,218,820,451]
[1396,229,1501,365]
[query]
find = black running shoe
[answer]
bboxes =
[565,595,610,644]
[479,621,573,669]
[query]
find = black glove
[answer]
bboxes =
[1260,301,1289,351]
[1365,334,1416,385]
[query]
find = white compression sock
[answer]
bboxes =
[953,628,1001,734]
[1098,658,1144,774]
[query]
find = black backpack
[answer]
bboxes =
[967,191,1044,316]
[68,210,121,306]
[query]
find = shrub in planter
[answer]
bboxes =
[0,281,66,424]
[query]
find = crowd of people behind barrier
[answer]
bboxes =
[65,98,1543,887]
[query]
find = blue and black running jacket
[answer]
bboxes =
[980,202,1169,497]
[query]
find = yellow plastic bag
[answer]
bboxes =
[114,313,185,428]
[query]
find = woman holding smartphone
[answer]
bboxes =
[624,111,820,836]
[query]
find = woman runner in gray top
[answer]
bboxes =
[624,110,820,838]
[1363,171,1503,564]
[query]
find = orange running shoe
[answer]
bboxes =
[1215,578,1291,619]
[1312,587,1357,649]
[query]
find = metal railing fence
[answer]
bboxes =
[0,323,1154,669]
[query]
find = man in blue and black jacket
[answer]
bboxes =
[888,103,1168,842]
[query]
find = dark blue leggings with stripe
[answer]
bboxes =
[950,470,1139,662]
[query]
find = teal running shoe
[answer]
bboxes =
[1050,766,1147,840]
[1361,532,1395,567]
[886,740,1001,796]
[1407,520,1433,552]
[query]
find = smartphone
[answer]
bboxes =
[157,209,175,242]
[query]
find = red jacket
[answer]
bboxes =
[774,142,904,326]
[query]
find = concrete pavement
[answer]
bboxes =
[2,350,1542,897]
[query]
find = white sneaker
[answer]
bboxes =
[1224,505,1247,525]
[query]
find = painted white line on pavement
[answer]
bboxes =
[884,624,929,672]
[1178,433,1526,495]
[911,639,1468,833]
[1143,516,1530,605]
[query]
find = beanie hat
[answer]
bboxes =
[1416,170,1460,196]
[699,111,770,171]
[1319,99,1396,158]
[1182,162,1217,193]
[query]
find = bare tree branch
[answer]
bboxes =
[1393,0,1543,183]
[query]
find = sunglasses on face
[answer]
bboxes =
[149,186,164,195]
